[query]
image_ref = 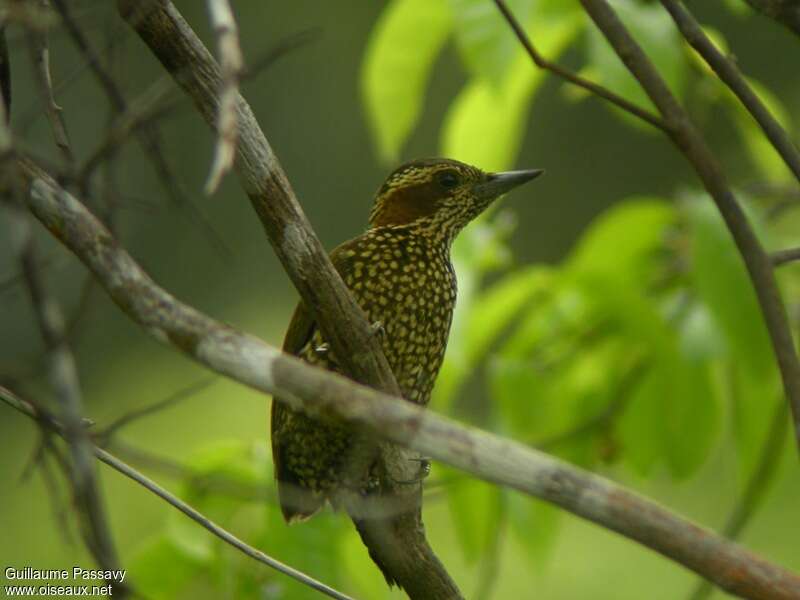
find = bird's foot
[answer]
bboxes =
[369,321,386,340]
[314,342,330,356]
[393,457,431,485]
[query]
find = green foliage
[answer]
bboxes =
[134,2,798,593]
[441,14,580,170]
[129,440,352,600]
[361,0,452,161]
[582,0,687,124]
[448,0,535,85]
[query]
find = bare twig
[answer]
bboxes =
[492,0,668,132]
[97,377,216,442]
[11,211,126,596]
[742,0,800,37]
[17,159,800,600]
[0,386,354,600]
[771,247,800,267]
[26,0,73,163]
[687,401,789,600]
[204,0,242,194]
[78,74,180,182]
[660,0,800,183]
[578,0,800,455]
[50,0,231,261]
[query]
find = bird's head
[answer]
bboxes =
[368,158,543,241]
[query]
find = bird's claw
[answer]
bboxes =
[369,321,386,339]
[394,457,431,485]
[314,342,330,356]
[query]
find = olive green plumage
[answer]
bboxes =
[271,157,542,522]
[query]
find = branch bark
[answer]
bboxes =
[660,0,800,183]
[578,0,800,456]
[115,1,458,597]
[743,0,800,38]
[16,157,800,600]
[493,0,668,132]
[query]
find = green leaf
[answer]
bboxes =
[658,350,718,478]
[261,506,348,598]
[731,368,782,481]
[441,10,580,170]
[568,197,674,282]
[583,0,687,123]
[617,367,664,476]
[726,77,794,180]
[361,0,452,162]
[433,264,553,410]
[130,535,208,600]
[506,492,561,563]
[685,198,775,380]
[445,473,503,562]
[489,355,555,439]
[448,0,534,85]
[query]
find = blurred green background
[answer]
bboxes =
[1,0,799,598]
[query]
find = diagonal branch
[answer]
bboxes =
[114,2,458,597]
[16,157,800,600]
[578,0,800,455]
[772,246,800,267]
[743,0,800,38]
[660,0,800,184]
[687,400,789,600]
[0,386,354,600]
[493,0,668,132]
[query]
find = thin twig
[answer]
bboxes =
[97,377,217,442]
[578,0,800,456]
[204,0,242,194]
[0,386,354,600]
[26,0,73,163]
[771,247,800,267]
[492,0,668,132]
[742,0,800,38]
[50,0,232,262]
[18,160,800,599]
[660,0,800,184]
[11,211,126,596]
[77,75,181,183]
[687,401,789,600]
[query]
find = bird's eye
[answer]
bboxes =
[437,171,460,189]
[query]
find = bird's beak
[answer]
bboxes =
[473,168,544,200]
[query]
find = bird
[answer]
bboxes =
[270,157,543,522]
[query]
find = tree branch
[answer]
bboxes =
[493,0,668,132]
[660,0,800,184]
[114,1,459,597]
[578,0,800,455]
[687,401,790,600]
[0,386,353,600]
[771,246,800,267]
[16,158,800,600]
[743,0,800,38]
[204,0,242,194]
[11,211,126,597]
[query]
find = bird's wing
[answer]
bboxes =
[270,240,359,521]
